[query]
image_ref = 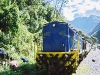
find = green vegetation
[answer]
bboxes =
[79,30,97,45]
[93,30,100,43]
[0,63,47,75]
[0,0,66,74]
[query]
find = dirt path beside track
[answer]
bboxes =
[73,48,100,75]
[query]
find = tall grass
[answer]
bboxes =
[0,63,47,75]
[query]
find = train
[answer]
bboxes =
[36,21,92,75]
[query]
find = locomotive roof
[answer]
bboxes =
[68,23,80,35]
[44,21,80,35]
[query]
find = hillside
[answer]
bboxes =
[68,15,100,34]
[89,22,100,35]
[94,30,100,43]
[93,23,100,43]
[88,22,100,43]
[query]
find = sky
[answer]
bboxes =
[63,0,100,21]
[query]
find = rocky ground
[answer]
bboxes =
[73,48,100,75]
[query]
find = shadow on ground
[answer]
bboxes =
[0,63,47,75]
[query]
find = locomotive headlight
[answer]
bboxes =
[69,61,71,65]
[40,54,43,57]
[65,54,68,58]
[52,24,55,27]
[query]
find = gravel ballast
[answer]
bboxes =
[73,48,100,75]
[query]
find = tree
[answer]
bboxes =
[45,0,68,19]
[0,0,66,56]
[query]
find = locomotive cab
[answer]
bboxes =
[43,21,80,52]
[36,21,81,75]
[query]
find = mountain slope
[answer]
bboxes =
[94,30,100,43]
[92,23,100,43]
[89,22,100,35]
[68,15,100,34]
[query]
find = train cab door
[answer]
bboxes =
[43,24,52,52]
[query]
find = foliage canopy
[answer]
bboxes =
[0,0,66,60]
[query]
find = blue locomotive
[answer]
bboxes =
[36,21,91,75]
